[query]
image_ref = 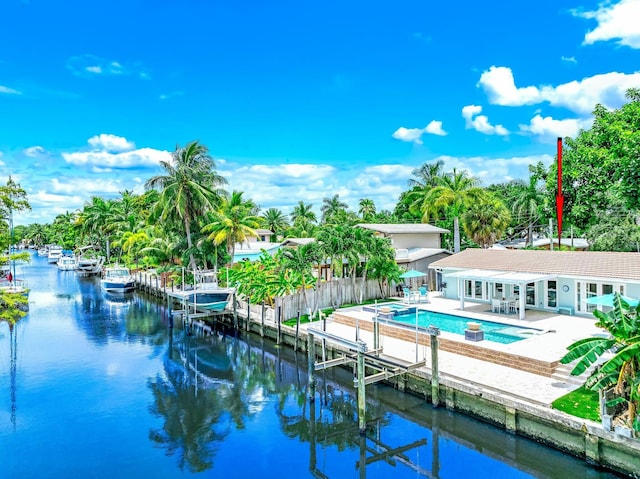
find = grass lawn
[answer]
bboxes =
[551,386,600,422]
[282,298,398,326]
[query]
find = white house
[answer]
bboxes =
[429,248,640,319]
[357,223,451,290]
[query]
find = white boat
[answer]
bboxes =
[37,247,48,257]
[47,246,63,264]
[76,255,104,276]
[101,265,135,293]
[57,255,77,271]
[167,270,234,312]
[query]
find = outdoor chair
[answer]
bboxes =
[491,297,502,313]
[418,286,429,303]
[402,287,414,304]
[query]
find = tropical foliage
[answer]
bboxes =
[560,293,640,431]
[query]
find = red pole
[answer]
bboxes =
[555,137,564,249]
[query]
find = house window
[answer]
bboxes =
[547,280,557,308]
[494,283,503,297]
[464,280,486,300]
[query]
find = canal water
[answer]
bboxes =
[0,255,623,478]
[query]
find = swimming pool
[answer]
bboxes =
[380,309,542,344]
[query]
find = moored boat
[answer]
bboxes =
[47,245,63,264]
[57,254,76,271]
[101,265,135,293]
[167,270,234,312]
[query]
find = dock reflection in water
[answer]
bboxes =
[0,255,623,478]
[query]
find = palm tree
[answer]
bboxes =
[408,159,445,189]
[202,191,261,265]
[411,168,484,253]
[358,198,376,221]
[321,194,349,224]
[512,170,546,246]
[260,208,289,239]
[461,195,511,248]
[76,196,119,262]
[280,243,320,313]
[290,201,317,225]
[145,141,227,270]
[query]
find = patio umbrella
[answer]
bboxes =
[585,293,639,308]
[399,269,427,288]
[399,269,426,279]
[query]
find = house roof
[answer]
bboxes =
[280,237,316,247]
[429,248,640,282]
[255,229,273,235]
[357,223,449,234]
[396,247,451,263]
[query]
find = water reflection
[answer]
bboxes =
[148,332,244,472]
[73,276,169,347]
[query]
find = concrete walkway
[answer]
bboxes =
[301,294,607,406]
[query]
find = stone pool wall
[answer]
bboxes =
[332,311,558,377]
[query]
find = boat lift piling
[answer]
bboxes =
[307,328,426,434]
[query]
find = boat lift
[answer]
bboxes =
[307,325,438,433]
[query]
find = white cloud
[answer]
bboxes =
[433,154,554,186]
[0,85,21,95]
[578,0,640,49]
[24,146,46,157]
[561,56,577,63]
[539,71,640,114]
[63,147,170,169]
[424,120,447,136]
[478,66,542,106]
[88,134,135,152]
[519,115,593,141]
[50,177,122,196]
[66,55,148,78]
[462,105,509,136]
[479,65,640,115]
[392,120,447,144]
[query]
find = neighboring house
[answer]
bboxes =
[499,237,589,250]
[357,223,451,290]
[280,238,316,248]
[429,248,640,319]
[232,241,280,263]
[247,229,275,242]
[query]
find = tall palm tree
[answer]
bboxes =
[290,201,317,225]
[202,191,261,265]
[461,195,511,248]
[280,243,320,313]
[260,208,289,239]
[512,171,546,246]
[411,168,484,253]
[145,141,227,270]
[76,196,119,262]
[321,194,348,224]
[408,159,445,189]
[358,198,376,221]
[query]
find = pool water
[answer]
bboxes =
[390,310,541,344]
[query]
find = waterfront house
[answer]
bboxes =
[357,223,451,290]
[429,249,640,319]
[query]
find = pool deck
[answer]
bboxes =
[300,294,606,406]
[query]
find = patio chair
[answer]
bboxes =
[418,286,429,303]
[491,297,502,313]
[402,287,414,304]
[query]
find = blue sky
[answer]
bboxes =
[1,0,639,225]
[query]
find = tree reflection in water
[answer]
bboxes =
[147,330,277,472]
